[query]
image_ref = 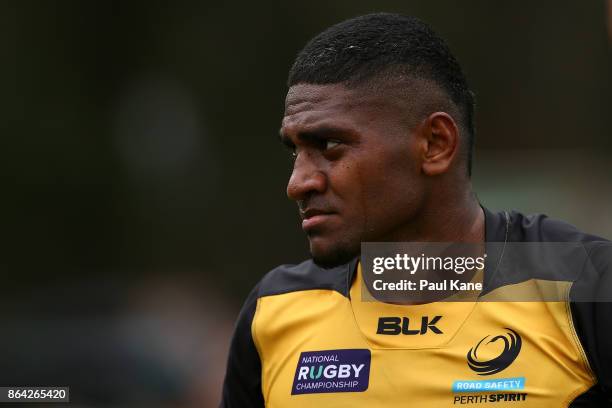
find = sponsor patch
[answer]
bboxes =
[452,377,525,393]
[291,349,371,395]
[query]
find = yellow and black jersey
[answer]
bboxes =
[221,208,612,407]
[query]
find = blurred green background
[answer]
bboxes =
[2,1,610,406]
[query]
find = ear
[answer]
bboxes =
[420,112,459,176]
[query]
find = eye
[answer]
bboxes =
[325,140,340,150]
[283,143,297,159]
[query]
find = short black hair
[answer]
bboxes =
[288,13,476,176]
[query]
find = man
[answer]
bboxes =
[221,13,611,407]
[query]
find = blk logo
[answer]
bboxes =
[376,316,443,335]
[467,328,522,375]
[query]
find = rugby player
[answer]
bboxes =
[221,13,611,407]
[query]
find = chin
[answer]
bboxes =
[309,237,359,268]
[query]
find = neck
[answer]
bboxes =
[387,185,484,243]
[373,186,485,305]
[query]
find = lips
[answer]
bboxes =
[300,208,335,231]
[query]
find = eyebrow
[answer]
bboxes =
[278,125,355,147]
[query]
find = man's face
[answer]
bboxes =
[280,83,427,267]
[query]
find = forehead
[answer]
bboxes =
[282,83,401,132]
[284,84,360,114]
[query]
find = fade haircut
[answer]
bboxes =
[287,13,476,176]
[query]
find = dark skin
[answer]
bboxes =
[280,82,484,267]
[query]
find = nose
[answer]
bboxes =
[286,150,327,201]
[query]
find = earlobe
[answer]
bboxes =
[421,112,459,176]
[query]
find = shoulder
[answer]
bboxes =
[484,209,610,293]
[508,211,610,275]
[506,210,608,244]
[255,258,357,299]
